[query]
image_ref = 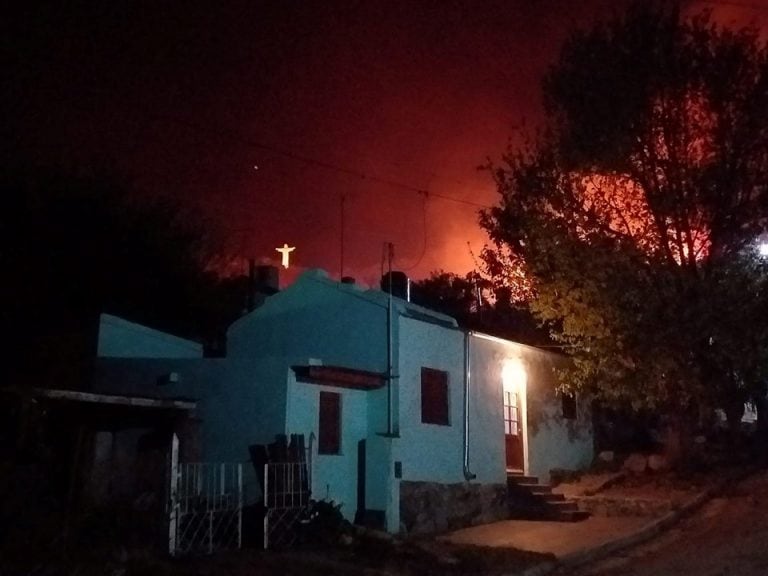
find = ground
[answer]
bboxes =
[561,470,768,576]
[2,526,551,576]
[6,467,768,575]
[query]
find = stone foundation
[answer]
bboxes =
[399,480,508,535]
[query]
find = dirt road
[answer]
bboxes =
[562,471,768,576]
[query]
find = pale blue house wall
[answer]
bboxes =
[525,347,593,482]
[227,272,393,522]
[284,373,368,521]
[469,336,593,483]
[527,403,593,482]
[228,272,388,375]
[397,317,466,483]
[515,346,593,482]
[93,356,289,503]
[466,335,510,485]
[365,434,399,532]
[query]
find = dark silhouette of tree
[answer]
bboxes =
[481,2,768,458]
[412,271,485,322]
[1,167,236,389]
[411,271,553,346]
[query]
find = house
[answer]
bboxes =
[93,269,593,535]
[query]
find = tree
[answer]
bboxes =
[412,271,488,323]
[411,270,553,346]
[481,3,768,455]
[0,167,234,389]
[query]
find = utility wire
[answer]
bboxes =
[144,111,493,210]
[697,0,768,11]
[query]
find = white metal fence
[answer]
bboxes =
[263,460,310,549]
[169,460,243,555]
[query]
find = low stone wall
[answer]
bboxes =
[575,495,680,517]
[399,480,508,535]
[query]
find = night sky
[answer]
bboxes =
[6,0,767,285]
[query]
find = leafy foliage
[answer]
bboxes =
[297,499,349,547]
[481,2,768,416]
[411,270,552,346]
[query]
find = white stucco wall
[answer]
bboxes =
[365,433,399,532]
[527,399,593,482]
[285,374,369,522]
[397,317,466,484]
[470,334,593,483]
[467,334,515,485]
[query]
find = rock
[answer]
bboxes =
[647,454,669,472]
[438,554,460,566]
[598,450,615,463]
[339,533,354,547]
[623,453,648,474]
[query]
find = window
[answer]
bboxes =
[318,391,341,454]
[503,389,520,436]
[562,393,577,420]
[421,367,449,425]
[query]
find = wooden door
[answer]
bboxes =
[503,389,523,471]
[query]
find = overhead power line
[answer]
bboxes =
[145,111,493,210]
[697,0,768,12]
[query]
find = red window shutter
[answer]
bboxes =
[319,391,341,454]
[421,368,449,425]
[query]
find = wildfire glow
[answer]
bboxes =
[577,172,711,265]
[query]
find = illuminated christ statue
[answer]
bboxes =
[276,243,296,268]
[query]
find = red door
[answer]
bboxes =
[504,389,523,471]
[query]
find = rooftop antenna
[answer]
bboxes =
[340,193,346,279]
[385,241,395,436]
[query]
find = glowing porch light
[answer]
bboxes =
[502,359,527,393]
[759,242,768,257]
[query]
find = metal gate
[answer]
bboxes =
[263,460,310,549]
[169,445,243,556]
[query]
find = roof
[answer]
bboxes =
[2,387,197,411]
[298,269,460,329]
[97,313,203,359]
[227,268,460,339]
[227,269,460,343]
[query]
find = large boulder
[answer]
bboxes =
[647,453,670,472]
[622,453,648,474]
[597,450,615,463]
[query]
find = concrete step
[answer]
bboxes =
[507,473,540,485]
[547,500,579,512]
[539,492,566,503]
[506,472,591,523]
[550,509,591,522]
[513,482,550,493]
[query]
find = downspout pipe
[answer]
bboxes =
[463,331,477,480]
